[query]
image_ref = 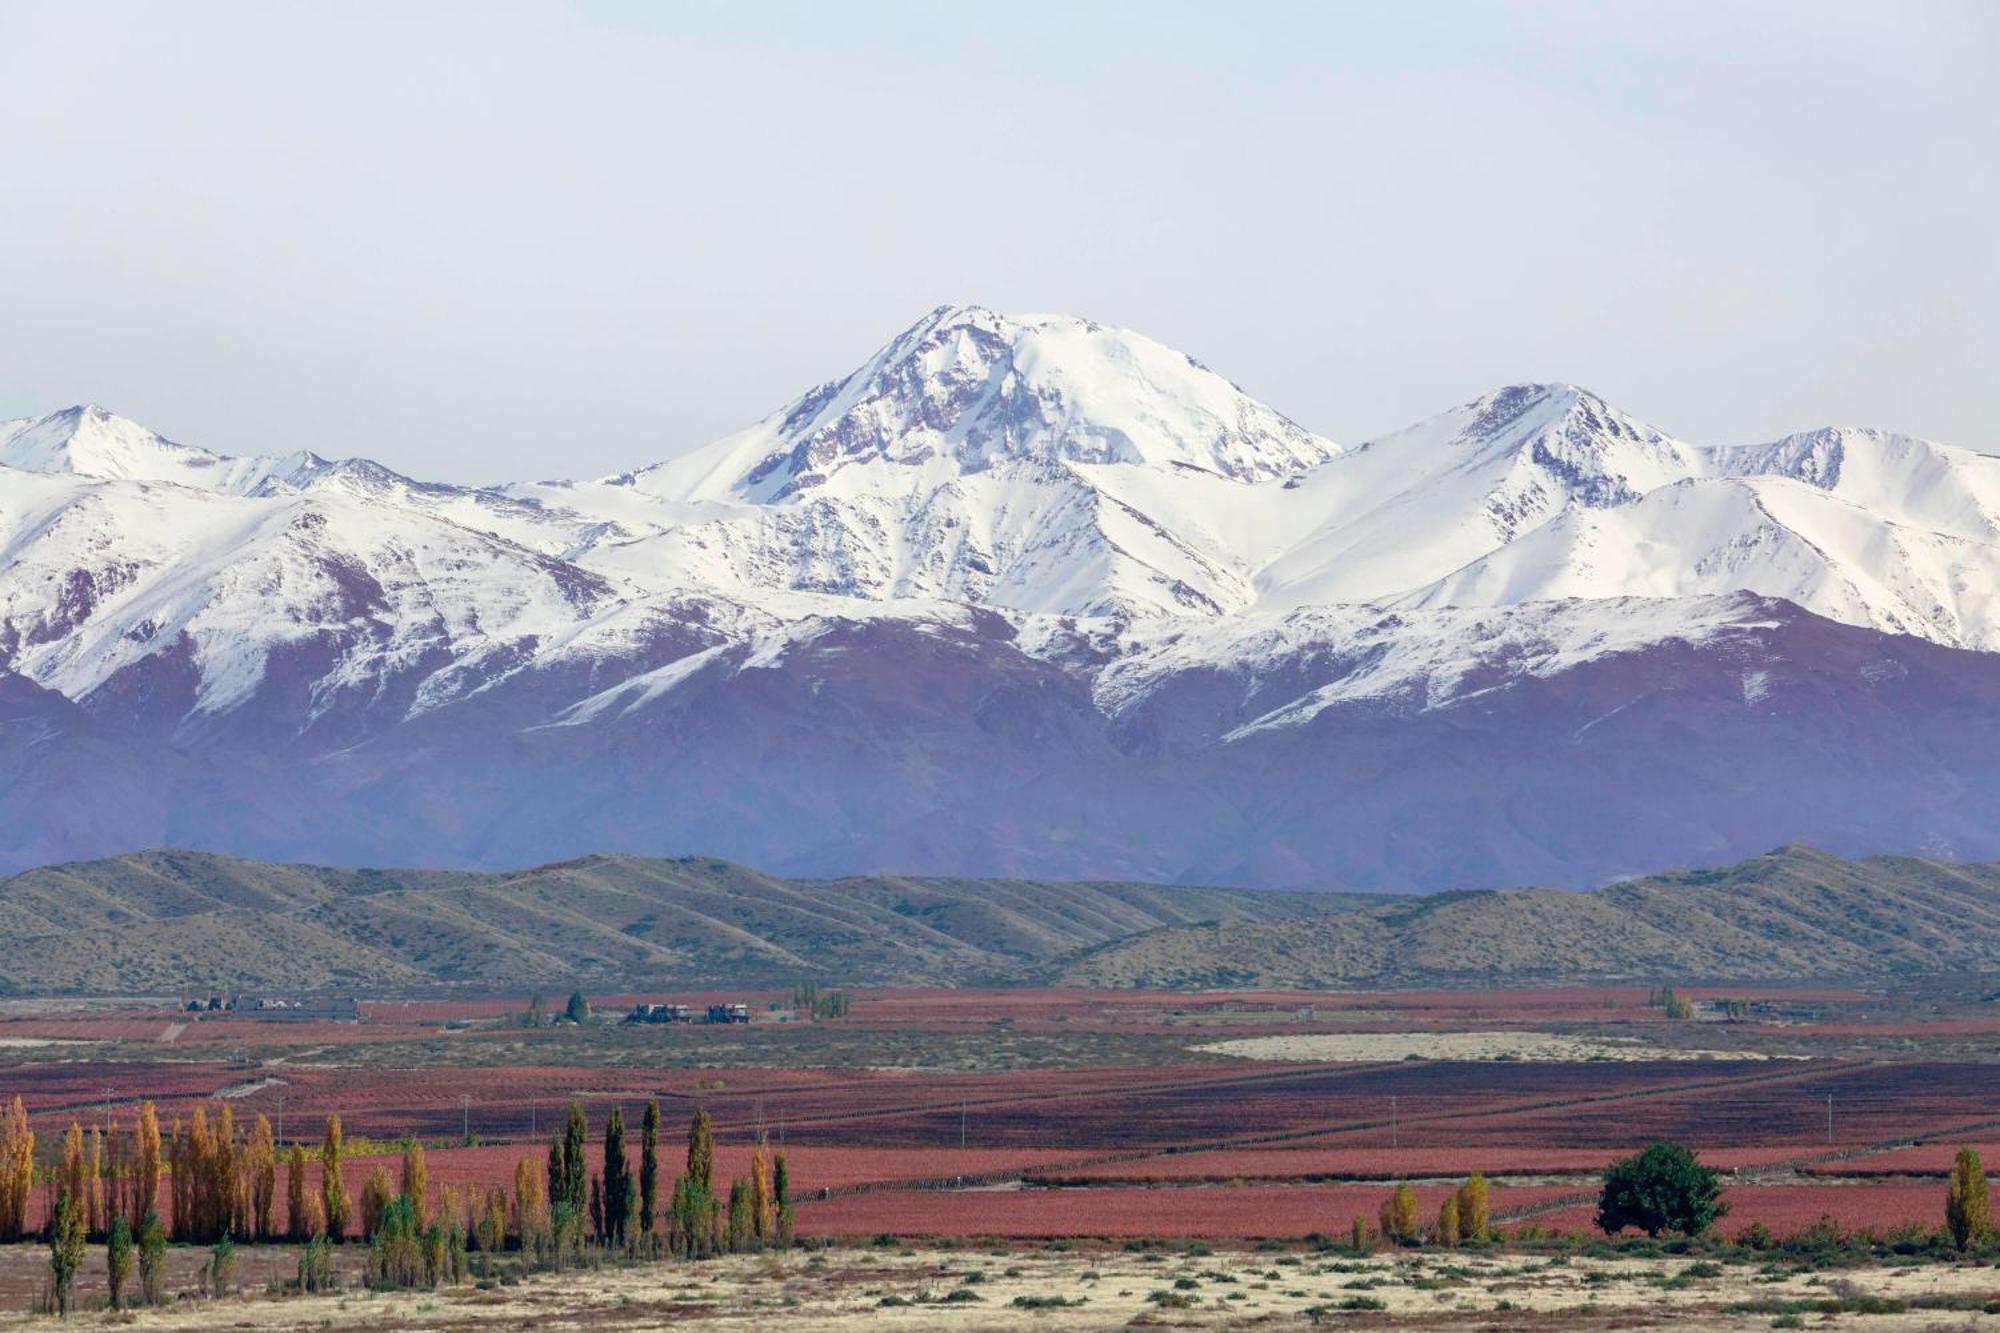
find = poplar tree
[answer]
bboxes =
[475,1187,505,1254]
[186,1107,215,1239]
[639,1100,661,1241]
[247,1115,277,1241]
[212,1104,239,1240]
[132,1102,162,1230]
[360,1166,396,1240]
[105,1215,133,1310]
[560,1102,588,1218]
[166,1117,189,1238]
[85,1127,104,1240]
[401,1140,430,1229]
[514,1157,549,1259]
[59,1122,86,1230]
[286,1145,311,1241]
[1455,1173,1489,1241]
[686,1109,714,1193]
[137,1211,166,1305]
[726,1177,753,1252]
[0,1095,34,1241]
[601,1106,629,1248]
[1947,1147,1992,1250]
[322,1115,350,1242]
[749,1135,775,1241]
[774,1151,794,1247]
[49,1187,85,1316]
[621,1177,640,1255]
[1436,1194,1461,1247]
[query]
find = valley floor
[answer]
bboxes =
[2,981,1997,1326]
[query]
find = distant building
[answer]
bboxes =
[236,996,360,1023]
[625,1003,694,1025]
[622,1000,749,1025]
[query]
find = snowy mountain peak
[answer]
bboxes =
[0,406,474,507]
[0,404,333,496]
[1,404,191,479]
[1422,383,1695,483]
[641,305,1339,505]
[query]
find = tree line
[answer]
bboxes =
[11,1092,796,1312]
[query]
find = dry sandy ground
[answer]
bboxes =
[1198,1031,1778,1062]
[6,1246,1998,1330]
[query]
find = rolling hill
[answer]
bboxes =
[3,844,1998,994]
[0,849,1358,994]
[1050,845,2000,988]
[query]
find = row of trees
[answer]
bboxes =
[543,1101,791,1260]
[0,1097,167,1243]
[1367,1172,1490,1248]
[1357,1145,1991,1251]
[790,982,850,1020]
[22,1120,2000,1313]
[36,1098,800,1313]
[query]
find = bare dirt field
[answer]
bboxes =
[1196,1031,1783,1062]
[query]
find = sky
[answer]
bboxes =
[0,0,1994,484]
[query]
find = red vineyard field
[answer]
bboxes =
[793,1183,1585,1239]
[1522,1182,1952,1237]
[1807,1142,2000,1177]
[1310,1063,2000,1151]
[1032,1144,1813,1184]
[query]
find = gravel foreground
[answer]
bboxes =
[6,1245,2000,1330]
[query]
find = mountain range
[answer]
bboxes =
[6,305,2000,888]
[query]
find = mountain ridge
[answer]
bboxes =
[0,848,1361,993]
[1049,844,2000,988]
[2,844,1993,993]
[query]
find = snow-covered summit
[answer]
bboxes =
[634,305,1339,505]
[0,405,326,494]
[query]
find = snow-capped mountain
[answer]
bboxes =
[509,305,1340,617]
[5,305,2000,888]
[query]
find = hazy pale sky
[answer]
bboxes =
[1,1,1994,483]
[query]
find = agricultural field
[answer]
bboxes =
[0,980,1995,1326]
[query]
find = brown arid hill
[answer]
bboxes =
[0,849,1363,994]
[1048,844,2000,988]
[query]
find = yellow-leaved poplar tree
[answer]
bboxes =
[1946,1147,1992,1250]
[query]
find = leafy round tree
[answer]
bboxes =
[1378,1181,1417,1243]
[1596,1142,1727,1238]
